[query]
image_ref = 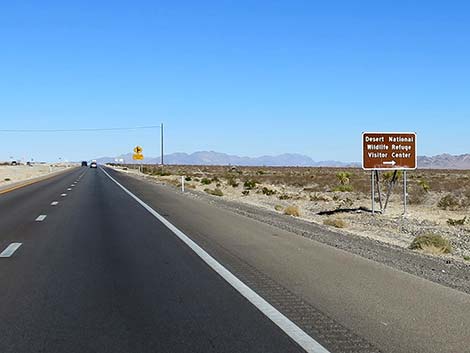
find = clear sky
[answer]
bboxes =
[1,1,469,162]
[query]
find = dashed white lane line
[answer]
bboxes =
[0,243,22,258]
[51,201,59,206]
[67,188,72,191]
[35,215,47,222]
[100,167,331,353]
[61,193,67,197]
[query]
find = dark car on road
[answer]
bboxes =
[81,161,88,167]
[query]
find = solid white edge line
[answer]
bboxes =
[100,167,330,353]
[35,215,47,221]
[0,243,22,258]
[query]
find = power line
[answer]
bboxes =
[0,125,161,132]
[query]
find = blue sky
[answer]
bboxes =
[1,1,469,162]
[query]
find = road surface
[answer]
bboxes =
[0,166,469,353]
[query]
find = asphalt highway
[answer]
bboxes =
[0,166,469,353]
[0,167,308,353]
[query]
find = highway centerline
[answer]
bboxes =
[61,194,67,197]
[0,243,22,258]
[51,201,59,206]
[100,167,330,353]
[35,215,47,222]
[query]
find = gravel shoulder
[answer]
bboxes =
[114,167,470,296]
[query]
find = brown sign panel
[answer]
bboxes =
[362,132,417,170]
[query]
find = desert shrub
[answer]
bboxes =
[332,185,353,192]
[336,172,351,185]
[284,205,300,217]
[409,234,452,254]
[464,255,470,261]
[437,194,460,210]
[185,176,192,182]
[216,183,221,188]
[257,170,265,175]
[310,193,330,202]
[241,190,250,196]
[204,188,223,197]
[417,179,430,192]
[447,217,467,226]
[408,185,427,205]
[382,170,402,182]
[262,187,276,196]
[4,178,11,181]
[336,198,354,209]
[226,177,239,187]
[278,194,291,200]
[323,218,347,228]
[212,176,220,182]
[244,180,258,190]
[274,204,283,211]
[201,178,212,185]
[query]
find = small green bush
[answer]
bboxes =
[185,176,192,182]
[262,187,276,196]
[242,190,250,196]
[437,194,460,210]
[244,180,257,190]
[4,178,11,181]
[278,194,291,200]
[417,179,430,192]
[447,217,467,226]
[336,172,351,185]
[274,204,283,211]
[201,178,212,185]
[409,234,452,254]
[204,188,223,197]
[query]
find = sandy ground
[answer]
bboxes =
[112,166,470,263]
[0,164,73,188]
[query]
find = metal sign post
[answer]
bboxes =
[403,171,407,216]
[181,176,185,193]
[371,171,375,214]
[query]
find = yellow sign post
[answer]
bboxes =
[133,146,144,161]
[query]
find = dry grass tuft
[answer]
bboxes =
[284,205,300,217]
[323,218,347,228]
[409,234,452,254]
[204,188,223,197]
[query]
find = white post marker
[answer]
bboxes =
[99,167,330,353]
[181,176,185,193]
[0,243,22,258]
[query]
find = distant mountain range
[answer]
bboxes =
[96,151,358,167]
[96,151,470,169]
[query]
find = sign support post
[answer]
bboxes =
[371,171,375,214]
[403,171,407,216]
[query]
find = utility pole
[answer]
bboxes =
[160,123,164,173]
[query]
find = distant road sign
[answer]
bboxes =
[133,154,144,160]
[362,132,417,170]
[133,146,143,154]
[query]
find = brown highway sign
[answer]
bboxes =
[362,132,417,170]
